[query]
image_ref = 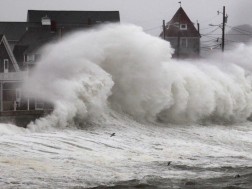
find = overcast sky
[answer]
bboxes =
[1,0,252,36]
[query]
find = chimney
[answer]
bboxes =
[51,20,57,32]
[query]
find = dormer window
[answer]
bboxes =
[41,15,51,26]
[24,54,41,65]
[24,54,35,62]
[180,24,187,30]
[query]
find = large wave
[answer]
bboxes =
[21,24,252,129]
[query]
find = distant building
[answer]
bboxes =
[160,7,201,58]
[0,10,120,126]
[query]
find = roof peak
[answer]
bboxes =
[170,6,192,23]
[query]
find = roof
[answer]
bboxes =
[0,10,120,41]
[16,27,58,54]
[27,10,120,24]
[0,35,20,71]
[160,7,200,38]
[13,45,28,64]
[0,22,40,41]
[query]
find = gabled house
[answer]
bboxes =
[0,10,120,127]
[0,34,25,111]
[160,7,201,58]
[27,10,120,25]
[0,34,49,112]
[13,10,120,70]
[0,34,20,73]
[0,22,39,50]
[14,26,59,70]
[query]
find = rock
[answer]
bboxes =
[185,181,196,186]
[234,174,241,178]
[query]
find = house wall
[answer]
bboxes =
[2,82,24,111]
[2,82,34,111]
[0,43,16,72]
[166,37,200,58]
[0,111,47,128]
[1,81,53,111]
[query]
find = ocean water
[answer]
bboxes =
[0,24,252,188]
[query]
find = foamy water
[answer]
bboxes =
[0,24,252,188]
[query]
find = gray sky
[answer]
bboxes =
[1,0,252,36]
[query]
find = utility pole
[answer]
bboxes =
[177,1,182,58]
[209,6,227,52]
[163,20,166,40]
[177,13,181,58]
[197,21,200,33]
[222,6,225,52]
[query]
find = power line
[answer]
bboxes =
[144,26,161,32]
[201,26,220,35]
[226,25,252,36]
[226,25,252,34]
[199,15,219,24]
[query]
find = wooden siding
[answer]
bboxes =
[0,43,16,72]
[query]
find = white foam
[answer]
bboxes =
[20,23,252,128]
[0,123,29,135]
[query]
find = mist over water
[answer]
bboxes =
[21,24,252,128]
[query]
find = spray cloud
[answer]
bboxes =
[22,24,252,128]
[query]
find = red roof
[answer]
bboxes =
[160,7,200,38]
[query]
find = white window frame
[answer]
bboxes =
[180,24,187,30]
[4,59,9,73]
[16,88,21,102]
[27,54,35,62]
[24,54,27,62]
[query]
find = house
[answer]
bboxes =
[0,34,52,126]
[27,10,120,24]
[0,22,39,50]
[0,34,22,113]
[160,7,201,58]
[9,10,120,70]
[0,10,120,127]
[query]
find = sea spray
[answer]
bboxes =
[0,123,29,135]
[21,24,252,128]
[158,60,252,123]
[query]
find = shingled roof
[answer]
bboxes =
[160,7,200,38]
[0,22,39,41]
[27,10,120,24]
[16,27,58,54]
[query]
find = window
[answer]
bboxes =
[24,54,27,62]
[27,55,35,62]
[4,59,9,73]
[180,24,187,30]
[24,54,35,62]
[16,88,21,102]
[15,88,21,108]
[181,38,188,48]
[35,100,44,110]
